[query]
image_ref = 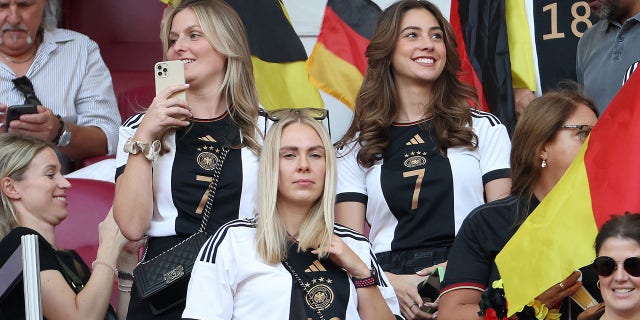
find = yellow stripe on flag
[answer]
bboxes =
[495,141,598,316]
[506,0,537,91]
[307,43,364,110]
[251,57,324,110]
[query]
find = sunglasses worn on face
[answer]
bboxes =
[559,124,593,142]
[260,108,331,137]
[593,256,640,277]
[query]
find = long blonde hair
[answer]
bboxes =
[256,113,336,264]
[0,134,52,239]
[160,0,261,153]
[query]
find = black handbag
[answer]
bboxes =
[132,146,229,315]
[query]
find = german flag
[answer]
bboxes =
[495,69,640,316]
[451,0,515,133]
[306,0,381,110]
[225,0,323,110]
[504,0,536,94]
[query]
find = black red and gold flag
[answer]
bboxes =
[451,0,516,133]
[306,0,381,110]
[225,0,324,110]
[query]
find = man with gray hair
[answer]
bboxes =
[0,0,120,173]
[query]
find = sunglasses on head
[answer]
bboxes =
[593,256,640,277]
[259,108,331,137]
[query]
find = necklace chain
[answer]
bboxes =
[1,45,37,64]
[282,258,326,320]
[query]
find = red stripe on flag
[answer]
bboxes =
[449,0,490,112]
[585,69,640,228]
[317,7,370,75]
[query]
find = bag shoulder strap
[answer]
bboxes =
[198,145,229,232]
[55,253,84,293]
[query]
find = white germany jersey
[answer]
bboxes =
[336,109,511,254]
[116,112,261,237]
[183,219,402,320]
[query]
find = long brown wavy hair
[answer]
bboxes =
[336,0,478,167]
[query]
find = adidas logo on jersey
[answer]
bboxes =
[405,134,425,145]
[305,260,327,273]
[198,135,217,143]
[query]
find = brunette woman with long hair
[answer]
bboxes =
[335,1,511,319]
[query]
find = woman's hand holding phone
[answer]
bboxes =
[136,60,190,141]
[136,84,191,141]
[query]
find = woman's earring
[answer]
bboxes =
[541,159,547,168]
[597,280,600,289]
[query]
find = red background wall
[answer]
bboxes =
[63,0,166,119]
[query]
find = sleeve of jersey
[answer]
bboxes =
[477,117,511,185]
[439,214,490,295]
[114,113,144,181]
[182,231,236,320]
[336,226,403,318]
[335,142,368,204]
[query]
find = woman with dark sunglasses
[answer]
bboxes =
[438,89,600,320]
[579,213,640,320]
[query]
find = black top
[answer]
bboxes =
[442,195,601,319]
[0,227,91,320]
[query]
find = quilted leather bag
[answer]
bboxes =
[133,146,228,315]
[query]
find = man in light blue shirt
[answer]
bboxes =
[0,0,120,172]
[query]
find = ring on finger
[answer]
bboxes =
[410,302,419,309]
[558,282,566,289]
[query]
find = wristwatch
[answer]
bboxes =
[54,115,72,147]
[351,268,378,288]
[123,138,161,162]
[117,271,134,281]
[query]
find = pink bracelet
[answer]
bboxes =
[92,260,118,277]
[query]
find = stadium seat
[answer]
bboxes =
[55,178,115,266]
[55,178,118,305]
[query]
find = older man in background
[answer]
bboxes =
[0,0,120,172]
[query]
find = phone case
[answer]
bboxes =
[154,60,186,101]
[5,104,37,131]
[417,274,440,301]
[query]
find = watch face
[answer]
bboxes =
[58,128,72,147]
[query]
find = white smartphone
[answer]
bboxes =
[154,60,186,102]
